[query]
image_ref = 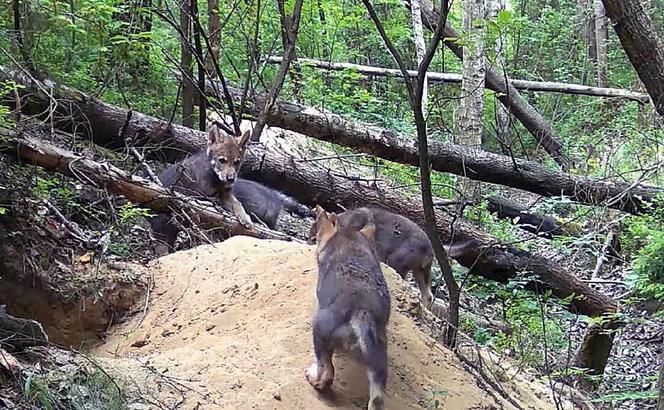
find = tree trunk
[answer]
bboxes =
[410,0,428,117]
[458,0,486,200]
[485,195,568,237]
[459,0,486,150]
[579,0,598,68]
[0,128,291,243]
[658,336,664,410]
[265,56,649,102]
[595,0,609,87]
[0,71,618,319]
[219,84,659,215]
[487,0,512,148]
[601,0,664,117]
[206,0,220,78]
[190,0,206,131]
[573,321,619,391]
[180,0,195,128]
[277,0,303,103]
[417,0,573,169]
[2,65,659,215]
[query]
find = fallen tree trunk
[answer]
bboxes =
[0,67,619,318]
[0,127,291,243]
[486,195,569,238]
[0,88,616,319]
[3,65,659,215]
[267,56,650,102]
[220,85,661,215]
[417,0,572,169]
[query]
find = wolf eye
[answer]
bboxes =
[217,157,226,163]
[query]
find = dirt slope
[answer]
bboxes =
[96,236,561,409]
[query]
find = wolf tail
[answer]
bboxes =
[350,309,387,409]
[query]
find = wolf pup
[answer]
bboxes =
[231,178,313,229]
[150,124,253,251]
[308,207,479,308]
[306,206,390,410]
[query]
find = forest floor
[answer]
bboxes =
[0,125,661,408]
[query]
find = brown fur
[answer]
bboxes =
[308,207,480,308]
[306,206,390,410]
[150,125,253,253]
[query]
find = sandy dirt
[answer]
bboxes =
[95,236,562,409]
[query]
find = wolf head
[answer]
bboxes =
[206,125,251,188]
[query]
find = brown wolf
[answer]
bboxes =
[306,206,390,410]
[308,207,479,308]
[150,125,253,252]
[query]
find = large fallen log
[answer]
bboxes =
[417,0,571,169]
[267,56,650,102]
[0,127,291,243]
[3,65,659,215]
[0,68,617,317]
[219,85,661,215]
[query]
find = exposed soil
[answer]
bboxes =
[95,236,566,409]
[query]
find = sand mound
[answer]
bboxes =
[95,236,560,409]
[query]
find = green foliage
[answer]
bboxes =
[118,203,152,225]
[23,368,126,410]
[463,200,523,248]
[626,230,664,303]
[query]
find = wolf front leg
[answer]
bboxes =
[219,190,253,228]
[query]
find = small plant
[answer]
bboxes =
[118,203,152,225]
[426,388,449,409]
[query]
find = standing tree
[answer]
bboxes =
[410,0,428,116]
[487,0,511,151]
[206,0,220,79]
[595,0,609,87]
[458,0,486,199]
[601,0,664,117]
[180,0,194,128]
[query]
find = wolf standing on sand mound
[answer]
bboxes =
[308,207,478,308]
[307,205,391,410]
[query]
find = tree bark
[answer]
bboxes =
[2,65,660,215]
[487,0,512,147]
[180,0,194,128]
[601,0,664,116]
[206,0,220,78]
[417,0,572,169]
[486,195,568,237]
[410,0,428,117]
[573,321,619,391]
[458,0,486,200]
[579,0,598,66]
[266,56,650,101]
[459,0,486,151]
[219,85,660,215]
[0,128,290,243]
[190,0,206,131]
[658,336,664,410]
[595,0,609,87]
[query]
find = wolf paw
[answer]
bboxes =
[305,363,332,390]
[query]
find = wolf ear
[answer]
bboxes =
[208,125,222,145]
[359,222,376,241]
[237,129,252,148]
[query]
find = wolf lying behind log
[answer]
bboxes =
[308,207,478,307]
[150,124,254,251]
[232,178,314,229]
[306,205,390,410]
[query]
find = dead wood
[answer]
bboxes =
[0,305,48,351]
